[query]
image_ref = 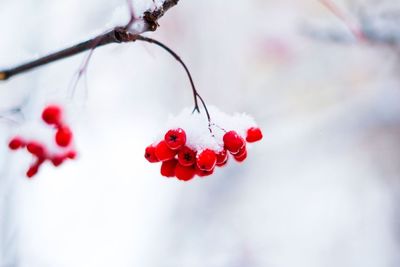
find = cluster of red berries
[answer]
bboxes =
[144,127,262,181]
[8,105,76,178]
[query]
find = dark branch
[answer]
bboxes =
[0,0,179,81]
[0,30,123,80]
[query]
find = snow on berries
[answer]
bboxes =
[8,104,77,178]
[144,106,263,181]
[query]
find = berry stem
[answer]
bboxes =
[210,123,227,133]
[136,35,212,124]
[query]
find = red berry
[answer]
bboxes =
[234,147,247,162]
[8,137,25,150]
[55,126,73,147]
[160,159,178,178]
[216,149,228,167]
[164,128,186,150]
[235,146,247,157]
[42,105,62,126]
[144,145,159,163]
[26,165,39,178]
[196,166,214,177]
[196,149,217,171]
[175,164,195,181]
[155,141,177,161]
[51,155,65,167]
[246,127,263,143]
[26,158,45,178]
[177,146,196,166]
[223,131,245,154]
[67,150,77,159]
[27,142,46,158]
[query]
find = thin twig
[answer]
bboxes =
[136,35,211,124]
[68,30,111,98]
[319,0,365,41]
[0,0,211,124]
[0,0,179,81]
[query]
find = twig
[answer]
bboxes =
[0,1,212,122]
[0,0,212,123]
[68,29,112,98]
[136,36,211,124]
[319,0,365,41]
[0,0,179,81]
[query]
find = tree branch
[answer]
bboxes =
[0,0,179,81]
[319,0,365,41]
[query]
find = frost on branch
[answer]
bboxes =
[108,0,172,34]
[144,106,263,181]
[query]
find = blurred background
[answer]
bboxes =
[1,0,400,266]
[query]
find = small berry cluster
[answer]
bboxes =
[8,105,76,178]
[144,126,262,181]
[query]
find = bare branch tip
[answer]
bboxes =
[0,0,180,80]
[0,72,7,81]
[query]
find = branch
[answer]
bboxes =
[319,0,365,41]
[0,0,179,81]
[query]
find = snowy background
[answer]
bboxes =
[1,0,400,266]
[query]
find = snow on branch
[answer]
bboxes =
[0,0,179,81]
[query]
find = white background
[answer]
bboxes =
[1,0,400,266]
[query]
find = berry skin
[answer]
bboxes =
[175,164,195,181]
[223,131,245,154]
[177,146,197,166]
[26,158,45,178]
[50,151,77,167]
[216,149,228,167]
[27,142,46,158]
[55,126,73,147]
[26,165,39,178]
[42,105,62,126]
[196,149,217,171]
[235,146,247,157]
[160,159,178,178]
[67,150,77,159]
[144,145,160,163]
[9,137,25,150]
[51,155,65,167]
[246,127,263,143]
[234,147,247,162]
[155,141,177,161]
[164,128,187,150]
[196,166,214,177]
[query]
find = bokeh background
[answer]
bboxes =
[1,0,400,266]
